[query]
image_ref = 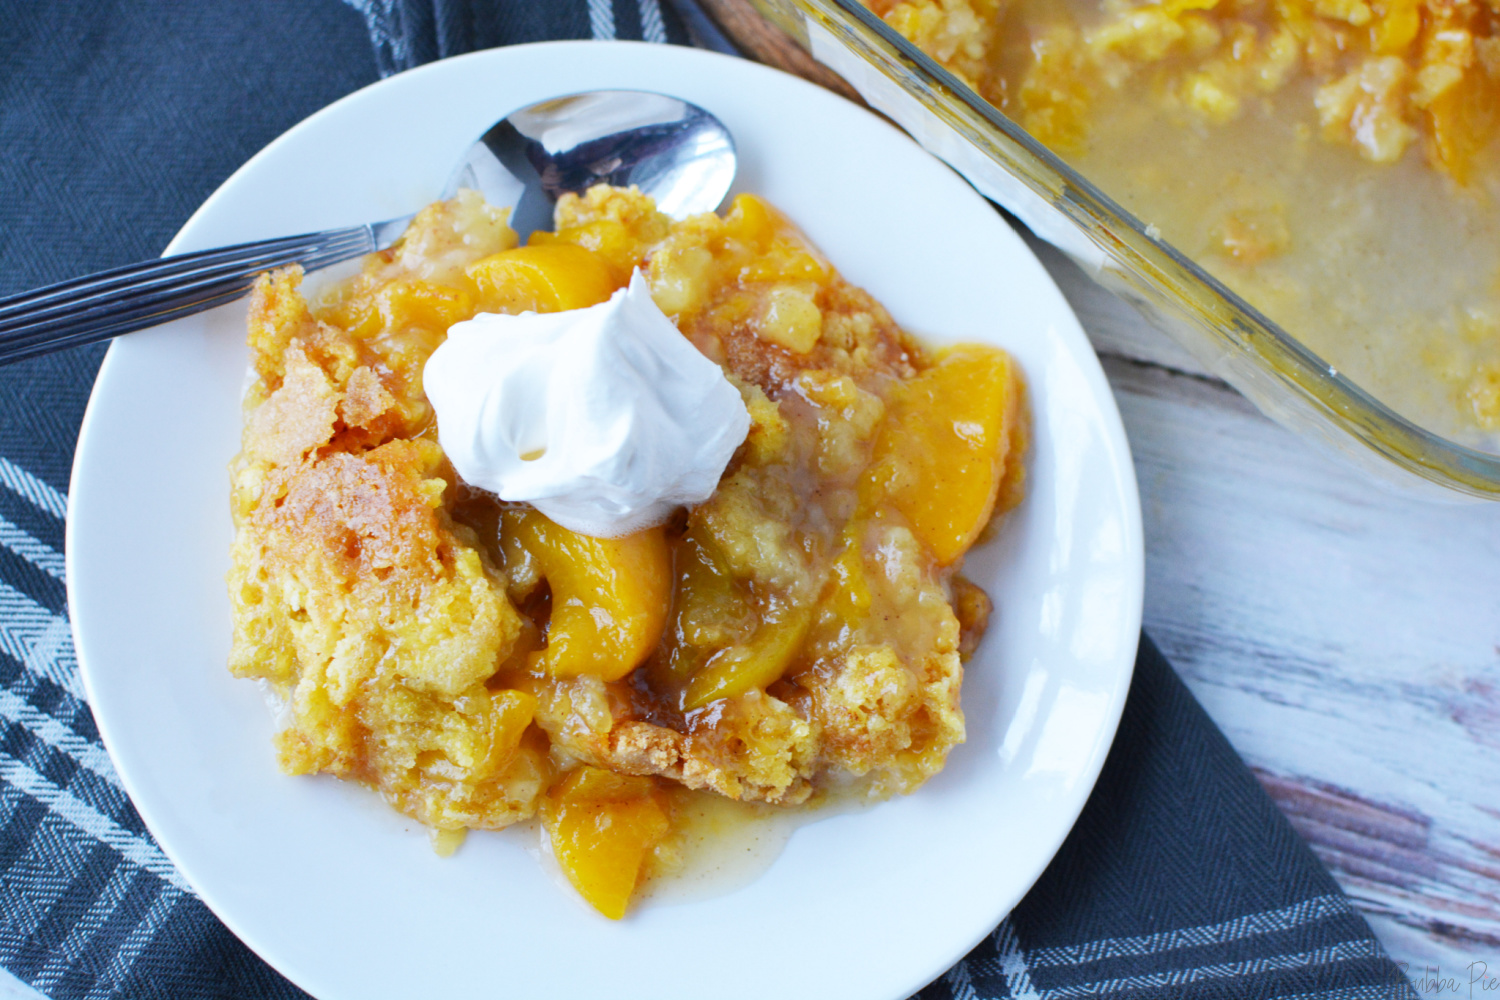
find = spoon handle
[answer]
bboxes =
[0,217,411,367]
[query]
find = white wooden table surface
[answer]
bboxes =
[1022,235,1500,983]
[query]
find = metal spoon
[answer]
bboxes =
[0,90,736,367]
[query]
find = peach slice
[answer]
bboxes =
[542,766,671,920]
[503,508,671,681]
[326,278,476,340]
[469,688,538,779]
[532,219,644,285]
[866,345,1024,565]
[682,601,814,711]
[661,533,755,682]
[466,244,618,314]
[1426,75,1498,187]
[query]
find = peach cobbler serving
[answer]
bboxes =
[226,184,1026,918]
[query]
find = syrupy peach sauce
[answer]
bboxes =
[865,0,1500,448]
[226,185,1027,919]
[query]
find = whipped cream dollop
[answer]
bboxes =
[424,271,751,537]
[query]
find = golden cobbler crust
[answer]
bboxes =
[227,184,1024,837]
[865,0,1500,176]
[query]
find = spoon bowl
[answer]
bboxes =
[0,89,737,365]
[451,90,736,239]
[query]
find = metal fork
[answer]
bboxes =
[0,217,414,366]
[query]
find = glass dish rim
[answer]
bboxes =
[795,0,1500,498]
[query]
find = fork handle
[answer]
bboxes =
[0,217,411,367]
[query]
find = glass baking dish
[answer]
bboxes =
[745,0,1500,500]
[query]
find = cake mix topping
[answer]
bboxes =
[424,270,750,537]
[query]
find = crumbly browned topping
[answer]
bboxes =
[228,184,1020,846]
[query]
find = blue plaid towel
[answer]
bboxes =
[0,1,1416,997]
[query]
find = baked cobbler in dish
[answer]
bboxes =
[864,0,1500,444]
[227,185,1026,918]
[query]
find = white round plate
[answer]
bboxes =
[68,41,1142,1000]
